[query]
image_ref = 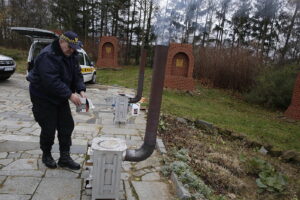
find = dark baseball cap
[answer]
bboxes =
[60,31,81,50]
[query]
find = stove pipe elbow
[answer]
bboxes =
[125,46,168,162]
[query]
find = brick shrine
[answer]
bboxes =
[96,36,119,69]
[285,73,300,120]
[164,43,195,91]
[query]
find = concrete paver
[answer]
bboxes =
[45,169,80,178]
[0,74,174,200]
[0,152,7,159]
[141,172,161,181]
[0,194,31,200]
[132,181,172,200]
[2,159,37,170]
[0,176,6,183]
[0,176,41,195]
[0,170,45,177]
[32,178,81,200]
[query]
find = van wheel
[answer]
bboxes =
[90,73,96,84]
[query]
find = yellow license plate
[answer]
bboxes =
[81,68,93,73]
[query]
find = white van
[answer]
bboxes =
[11,27,96,83]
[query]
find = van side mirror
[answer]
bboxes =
[91,61,94,66]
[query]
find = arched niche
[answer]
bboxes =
[102,42,114,59]
[171,52,189,77]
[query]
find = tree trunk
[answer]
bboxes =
[145,0,153,48]
[127,0,137,64]
[100,1,105,37]
[202,10,210,47]
[193,5,199,45]
[125,0,131,64]
[142,0,147,45]
[135,1,142,65]
[104,1,109,35]
[280,3,299,63]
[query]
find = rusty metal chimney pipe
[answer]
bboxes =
[125,45,168,162]
[129,49,147,103]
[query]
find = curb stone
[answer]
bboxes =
[156,138,167,154]
[171,172,191,200]
[194,119,214,131]
[157,137,193,200]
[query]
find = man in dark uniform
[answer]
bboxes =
[27,31,86,170]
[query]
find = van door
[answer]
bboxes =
[78,52,89,82]
[10,27,58,41]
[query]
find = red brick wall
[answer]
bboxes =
[164,43,195,91]
[285,73,300,120]
[96,36,119,69]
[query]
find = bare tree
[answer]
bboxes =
[279,0,300,62]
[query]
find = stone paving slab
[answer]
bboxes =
[0,152,8,159]
[0,194,31,200]
[0,141,86,154]
[45,169,80,178]
[134,154,161,170]
[0,176,6,183]
[32,178,81,200]
[124,181,137,200]
[2,159,37,170]
[0,159,13,166]
[0,134,39,143]
[131,181,172,200]
[0,170,45,177]
[51,144,87,154]
[101,127,140,135]
[141,172,161,181]
[0,176,41,195]
[0,120,33,128]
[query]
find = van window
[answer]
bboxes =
[78,53,85,65]
[32,43,48,61]
[84,55,92,66]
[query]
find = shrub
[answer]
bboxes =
[193,47,261,91]
[173,148,191,162]
[245,65,299,109]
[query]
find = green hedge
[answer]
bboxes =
[245,65,299,110]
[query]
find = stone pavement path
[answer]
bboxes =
[0,73,174,200]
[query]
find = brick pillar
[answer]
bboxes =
[164,43,195,91]
[285,73,300,120]
[96,36,119,69]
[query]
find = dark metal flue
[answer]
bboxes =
[129,48,147,103]
[125,45,168,162]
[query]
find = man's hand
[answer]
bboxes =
[80,91,86,98]
[69,93,81,106]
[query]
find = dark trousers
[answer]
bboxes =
[30,94,74,152]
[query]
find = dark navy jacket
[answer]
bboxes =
[27,39,86,105]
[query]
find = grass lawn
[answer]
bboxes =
[97,66,300,152]
[2,46,299,152]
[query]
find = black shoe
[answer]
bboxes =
[42,153,57,169]
[58,151,80,170]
